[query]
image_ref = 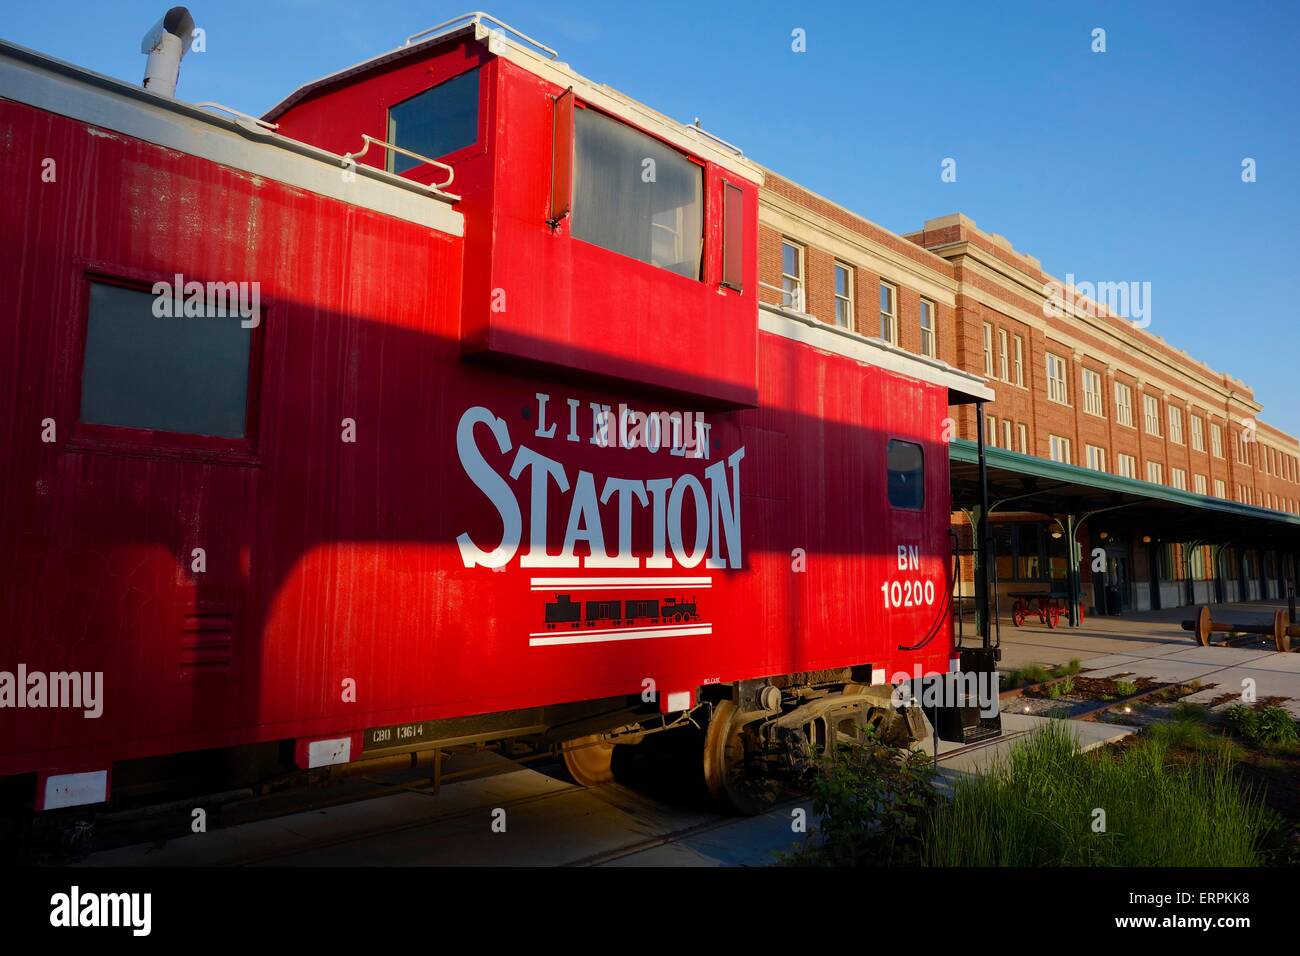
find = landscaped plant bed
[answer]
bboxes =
[1023,673,1160,702]
[1095,684,1221,729]
[1101,705,1300,864]
[1002,671,1168,720]
[790,721,1284,866]
[997,659,1082,696]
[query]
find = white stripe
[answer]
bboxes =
[531,584,711,592]
[530,625,711,647]
[531,576,711,588]
[532,621,701,638]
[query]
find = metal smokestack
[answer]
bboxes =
[141,7,196,97]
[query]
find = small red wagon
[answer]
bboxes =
[1008,590,1084,629]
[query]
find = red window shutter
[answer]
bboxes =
[722,181,744,291]
[549,88,574,224]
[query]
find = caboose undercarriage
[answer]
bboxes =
[2,668,935,858]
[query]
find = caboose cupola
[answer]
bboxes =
[267,12,763,407]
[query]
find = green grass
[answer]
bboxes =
[920,722,1273,866]
[1047,675,1075,699]
[1170,701,1210,722]
[1145,714,1240,760]
[1115,679,1139,697]
[1001,659,1082,691]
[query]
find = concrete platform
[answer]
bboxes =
[994,599,1300,717]
[993,599,1295,672]
[920,713,1134,778]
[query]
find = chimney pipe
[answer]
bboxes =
[141,6,196,97]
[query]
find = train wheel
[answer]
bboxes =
[1012,600,1027,627]
[561,735,616,788]
[702,701,782,815]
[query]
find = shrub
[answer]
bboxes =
[790,735,938,866]
[1225,704,1300,746]
[1116,679,1139,697]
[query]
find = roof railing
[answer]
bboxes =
[404,11,559,60]
[758,281,804,313]
[342,134,459,197]
[193,101,279,130]
[686,117,743,157]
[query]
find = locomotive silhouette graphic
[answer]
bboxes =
[543,594,700,629]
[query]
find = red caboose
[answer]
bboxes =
[0,13,993,824]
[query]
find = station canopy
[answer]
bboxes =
[949,439,1300,550]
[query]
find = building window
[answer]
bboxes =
[1194,473,1208,495]
[1168,406,1184,445]
[1085,444,1106,471]
[1118,453,1137,479]
[1171,467,1187,490]
[993,521,1070,583]
[573,107,704,279]
[1018,423,1028,454]
[79,280,252,439]
[1191,415,1205,452]
[833,262,854,329]
[780,240,804,310]
[1147,460,1164,485]
[982,323,993,376]
[1211,422,1223,458]
[1013,336,1024,386]
[1143,394,1161,436]
[1214,478,1226,498]
[387,68,480,173]
[1003,419,1012,450]
[1048,434,1071,464]
[1115,381,1133,427]
[986,414,997,447]
[886,439,924,510]
[879,283,897,344]
[1082,368,1103,417]
[998,328,1009,382]
[1236,432,1250,465]
[919,298,936,357]
[1046,352,1069,405]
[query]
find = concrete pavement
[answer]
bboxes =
[995,598,1300,717]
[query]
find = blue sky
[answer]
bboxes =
[6,1,1298,433]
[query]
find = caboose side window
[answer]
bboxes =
[79,281,251,439]
[571,107,703,279]
[387,68,480,174]
[886,439,925,510]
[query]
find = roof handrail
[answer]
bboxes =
[193,101,279,130]
[686,117,743,157]
[404,11,558,60]
[343,134,458,196]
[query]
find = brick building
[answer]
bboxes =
[756,170,1300,616]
